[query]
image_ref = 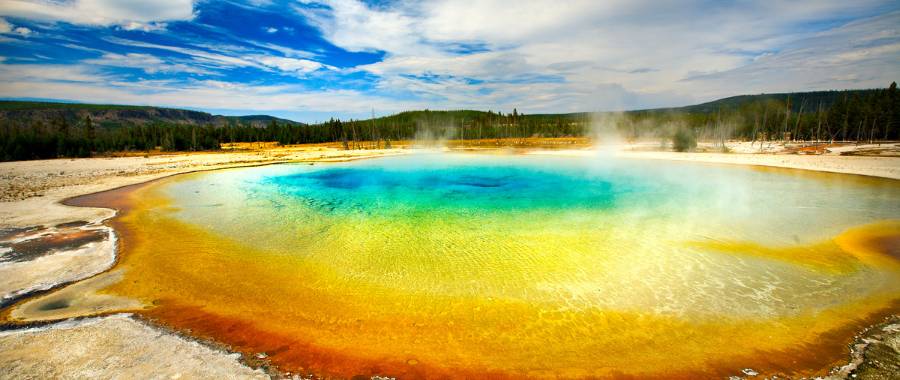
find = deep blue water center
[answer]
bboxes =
[167,153,900,248]
[264,155,656,215]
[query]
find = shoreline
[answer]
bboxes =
[1,148,407,311]
[528,147,900,181]
[1,145,898,379]
[1,147,408,379]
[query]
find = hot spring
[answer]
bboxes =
[65,154,900,378]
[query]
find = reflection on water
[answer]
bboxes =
[74,154,900,378]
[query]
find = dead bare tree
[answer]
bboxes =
[869,117,878,144]
[793,100,805,143]
[855,119,863,146]
[759,103,769,151]
[751,113,759,147]
[815,102,823,148]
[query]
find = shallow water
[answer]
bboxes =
[74,154,900,378]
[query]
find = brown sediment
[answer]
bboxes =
[137,299,900,380]
[1,229,107,263]
[835,221,900,263]
[0,222,117,305]
[0,226,46,241]
[870,235,900,260]
[62,177,155,211]
[54,220,90,228]
[142,304,519,380]
[728,300,900,379]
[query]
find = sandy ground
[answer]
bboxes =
[530,146,900,180]
[0,142,898,379]
[0,314,268,379]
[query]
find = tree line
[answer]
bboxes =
[1,83,896,161]
[0,108,591,161]
[620,82,899,146]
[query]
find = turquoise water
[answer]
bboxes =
[265,157,655,214]
[168,153,899,246]
[105,153,900,377]
[152,153,900,319]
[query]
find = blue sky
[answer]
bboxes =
[0,0,898,122]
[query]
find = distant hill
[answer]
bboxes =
[2,84,895,161]
[0,101,302,128]
[642,89,882,114]
[0,88,885,128]
[343,88,887,126]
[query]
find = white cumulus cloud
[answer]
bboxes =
[0,0,195,28]
[0,17,32,36]
[251,55,331,73]
[297,0,899,112]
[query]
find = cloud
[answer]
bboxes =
[682,11,900,97]
[0,64,108,82]
[0,0,195,28]
[119,21,168,32]
[292,0,899,112]
[0,69,418,113]
[250,55,332,73]
[83,53,216,75]
[295,0,427,55]
[103,37,272,71]
[0,0,898,121]
[100,37,332,76]
[247,42,318,59]
[0,17,32,36]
